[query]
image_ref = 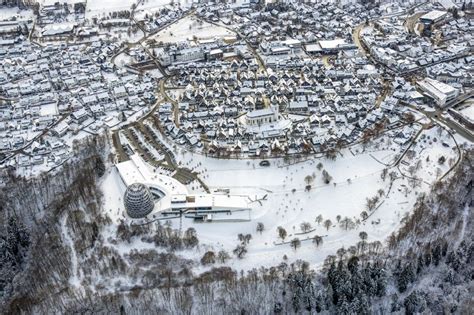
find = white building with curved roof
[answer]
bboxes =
[116,154,251,222]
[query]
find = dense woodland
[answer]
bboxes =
[0,131,472,314]
[0,135,110,312]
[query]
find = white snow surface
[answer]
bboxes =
[61,214,82,287]
[151,15,234,43]
[0,7,33,20]
[100,130,458,272]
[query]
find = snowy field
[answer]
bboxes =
[134,0,193,19]
[100,128,459,272]
[0,7,33,20]
[113,52,135,67]
[37,0,189,18]
[458,102,474,121]
[151,15,234,43]
[87,0,136,12]
[398,126,458,183]
[39,103,59,116]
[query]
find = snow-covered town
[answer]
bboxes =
[0,0,472,313]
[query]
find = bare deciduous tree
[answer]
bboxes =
[300,222,312,233]
[217,250,230,263]
[201,251,216,265]
[315,214,323,225]
[233,244,247,259]
[313,235,323,247]
[256,222,264,234]
[324,219,332,231]
[290,238,301,250]
[277,226,287,241]
[322,169,333,184]
[340,217,355,230]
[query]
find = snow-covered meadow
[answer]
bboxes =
[99,128,459,273]
[150,15,234,43]
[39,0,191,18]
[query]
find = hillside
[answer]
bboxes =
[0,132,471,313]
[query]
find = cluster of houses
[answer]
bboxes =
[0,35,157,173]
[197,0,389,48]
[361,8,472,74]
[155,50,415,157]
[0,0,471,174]
[142,1,451,158]
[37,0,85,25]
[137,6,186,34]
[426,58,473,87]
[157,39,247,68]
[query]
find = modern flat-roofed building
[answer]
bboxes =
[419,10,448,25]
[170,194,251,221]
[116,154,251,221]
[417,78,459,107]
[316,39,356,54]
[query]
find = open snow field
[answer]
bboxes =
[173,148,421,271]
[100,127,459,272]
[151,15,234,43]
[85,0,137,18]
[458,102,474,121]
[39,0,189,18]
[135,0,193,16]
[398,126,458,183]
[0,7,33,20]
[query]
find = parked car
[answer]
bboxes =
[259,160,270,167]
